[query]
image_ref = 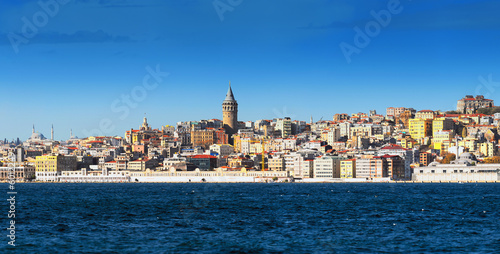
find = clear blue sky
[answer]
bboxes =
[1,0,500,141]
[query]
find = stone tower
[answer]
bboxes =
[222,82,238,141]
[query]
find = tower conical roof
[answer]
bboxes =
[224,82,235,101]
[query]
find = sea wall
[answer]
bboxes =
[413,173,499,182]
[132,176,256,183]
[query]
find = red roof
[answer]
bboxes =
[379,154,401,158]
[192,155,217,159]
[381,144,404,150]
[469,125,495,128]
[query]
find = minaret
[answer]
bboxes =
[32,124,35,134]
[70,129,73,139]
[51,124,54,140]
[222,81,238,143]
[310,115,313,124]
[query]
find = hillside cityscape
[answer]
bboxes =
[2,86,500,183]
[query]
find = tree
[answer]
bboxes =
[441,153,456,164]
[477,106,500,115]
[462,127,467,138]
[483,156,500,164]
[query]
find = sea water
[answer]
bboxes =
[1,183,499,253]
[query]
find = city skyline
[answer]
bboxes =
[5,91,496,143]
[2,0,500,140]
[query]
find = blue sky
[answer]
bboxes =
[1,0,500,141]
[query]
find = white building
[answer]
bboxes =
[59,168,130,182]
[283,138,298,151]
[284,153,303,173]
[413,152,500,182]
[299,159,314,179]
[303,140,322,150]
[209,144,234,157]
[313,156,341,178]
[338,122,352,138]
[355,157,388,180]
[245,121,254,129]
[240,137,251,154]
[275,117,292,138]
[327,128,341,145]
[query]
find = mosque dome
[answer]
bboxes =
[28,132,46,141]
[459,152,475,161]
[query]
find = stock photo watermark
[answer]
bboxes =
[82,64,169,137]
[273,106,296,120]
[6,154,17,247]
[7,0,71,54]
[339,0,405,64]
[213,0,243,21]
[475,74,500,98]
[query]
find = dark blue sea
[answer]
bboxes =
[1,183,499,253]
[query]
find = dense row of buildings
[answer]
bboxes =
[1,87,499,182]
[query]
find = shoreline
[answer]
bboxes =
[2,180,498,184]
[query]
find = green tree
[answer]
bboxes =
[441,153,456,164]
[477,106,500,115]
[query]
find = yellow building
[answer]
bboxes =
[249,142,264,154]
[350,126,372,138]
[340,159,356,178]
[268,157,285,171]
[35,155,77,181]
[433,130,454,143]
[432,130,454,152]
[409,118,432,142]
[478,142,494,157]
[432,117,454,136]
[320,131,329,142]
[436,140,453,153]
[415,110,436,120]
[190,129,216,149]
[458,138,477,153]
[400,136,416,149]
